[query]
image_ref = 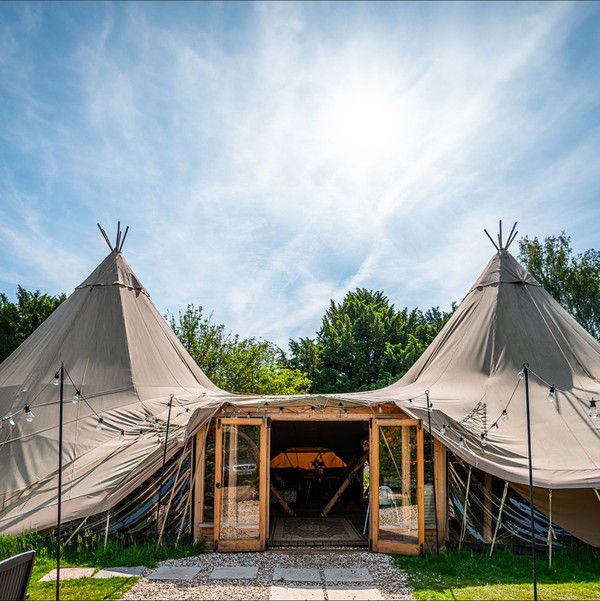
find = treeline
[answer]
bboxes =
[2,232,600,396]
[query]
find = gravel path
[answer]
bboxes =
[122,550,415,600]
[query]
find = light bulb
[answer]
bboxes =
[589,400,599,420]
[279,407,284,415]
[72,391,81,404]
[547,386,555,403]
[440,424,447,435]
[459,436,466,449]
[344,409,349,418]
[96,417,104,431]
[156,436,162,445]
[119,429,125,442]
[378,405,383,413]
[518,369,525,380]
[480,433,487,447]
[501,410,508,421]
[139,429,145,440]
[8,415,16,427]
[428,401,433,412]
[53,371,60,386]
[25,405,34,422]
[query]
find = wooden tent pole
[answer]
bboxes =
[320,451,368,517]
[489,481,508,557]
[270,482,295,516]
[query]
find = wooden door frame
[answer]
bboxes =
[213,417,269,552]
[370,418,424,555]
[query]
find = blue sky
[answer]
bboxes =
[1,1,600,349]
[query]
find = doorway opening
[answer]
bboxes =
[269,419,369,548]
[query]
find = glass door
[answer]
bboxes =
[369,419,424,555]
[214,418,269,552]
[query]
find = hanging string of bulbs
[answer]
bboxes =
[0,367,195,446]
[402,366,599,453]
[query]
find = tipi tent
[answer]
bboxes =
[334,242,600,546]
[0,229,234,534]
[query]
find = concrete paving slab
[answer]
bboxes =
[327,585,383,600]
[39,568,95,582]
[270,585,325,600]
[324,567,372,583]
[273,567,321,582]
[93,566,145,578]
[209,566,259,580]
[146,565,201,580]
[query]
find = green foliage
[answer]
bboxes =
[0,286,66,363]
[0,530,204,601]
[289,289,454,393]
[169,305,311,394]
[395,545,600,600]
[519,233,600,339]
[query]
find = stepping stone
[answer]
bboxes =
[327,585,384,600]
[270,585,325,600]
[209,566,258,580]
[324,567,372,583]
[39,568,95,582]
[273,567,320,582]
[93,566,145,578]
[146,565,201,580]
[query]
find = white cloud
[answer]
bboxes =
[1,1,599,351]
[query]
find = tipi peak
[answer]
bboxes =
[484,220,518,252]
[98,222,129,254]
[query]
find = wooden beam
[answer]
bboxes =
[483,472,493,543]
[433,438,447,548]
[320,450,368,517]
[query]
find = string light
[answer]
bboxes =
[72,391,81,404]
[378,405,383,413]
[590,400,599,420]
[518,369,525,380]
[344,409,349,418]
[139,429,145,440]
[96,417,104,431]
[119,429,125,442]
[440,424,447,435]
[459,436,466,449]
[501,409,509,421]
[24,405,34,423]
[279,407,284,415]
[8,415,15,427]
[547,386,556,403]
[480,433,487,447]
[53,371,60,386]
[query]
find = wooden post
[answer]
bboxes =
[483,472,493,543]
[193,425,208,544]
[402,427,411,506]
[433,439,447,548]
[321,451,368,517]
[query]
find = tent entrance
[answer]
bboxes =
[268,419,369,548]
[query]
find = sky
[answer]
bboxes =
[1,1,600,350]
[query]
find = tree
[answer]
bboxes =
[0,286,66,363]
[169,305,311,395]
[518,233,600,339]
[288,289,454,393]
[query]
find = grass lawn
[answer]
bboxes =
[394,545,600,600]
[1,530,204,600]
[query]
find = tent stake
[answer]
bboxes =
[489,481,508,557]
[458,465,472,551]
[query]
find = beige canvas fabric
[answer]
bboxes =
[331,250,600,545]
[0,251,237,534]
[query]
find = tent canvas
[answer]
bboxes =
[330,248,600,546]
[0,247,240,534]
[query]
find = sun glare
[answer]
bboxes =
[318,83,410,174]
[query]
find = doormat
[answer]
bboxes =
[271,517,363,542]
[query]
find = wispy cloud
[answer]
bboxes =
[1,1,600,348]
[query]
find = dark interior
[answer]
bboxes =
[269,420,369,521]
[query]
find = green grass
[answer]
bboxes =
[394,545,600,600]
[0,530,205,600]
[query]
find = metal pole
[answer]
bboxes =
[425,391,439,553]
[523,364,538,601]
[56,362,64,601]
[156,394,174,542]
